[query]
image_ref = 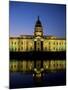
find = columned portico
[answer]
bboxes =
[34,38,43,51]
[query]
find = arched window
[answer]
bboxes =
[14,65,16,68]
[59,42,61,45]
[12,42,13,45]
[57,42,58,45]
[15,42,16,45]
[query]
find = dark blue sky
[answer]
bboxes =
[9,1,66,38]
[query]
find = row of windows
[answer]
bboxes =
[11,64,24,68]
[46,42,65,45]
[11,41,65,45]
[11,42,23,45]
[11,42,31,46]
[10,47,65,51]
[50,63,64,66]
[45,47,65,51]
[10,63,33,70]
[10,63,65,69]
[10,47,33,51]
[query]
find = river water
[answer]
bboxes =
[10,71,66,89]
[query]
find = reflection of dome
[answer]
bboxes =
[35,16,42,27]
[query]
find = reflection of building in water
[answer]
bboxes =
[9,16,66,72]
[10,60,66,72]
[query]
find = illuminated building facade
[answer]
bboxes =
[10,16,66,72]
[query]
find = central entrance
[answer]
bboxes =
[34,38,43,69]
[34,39,43,51]
[33,38,44,77]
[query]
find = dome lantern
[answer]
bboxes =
[34,16,43,37]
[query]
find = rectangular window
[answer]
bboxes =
[14,65,16,68]
[21,47,23,50]
[21,42,23,44]
[57,64,58,66]
[53,42,55,45]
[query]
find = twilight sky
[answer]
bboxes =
[9,1,66,38]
